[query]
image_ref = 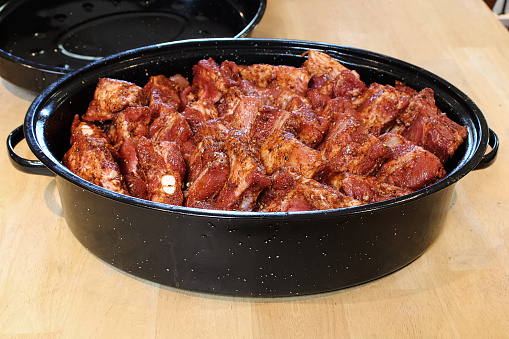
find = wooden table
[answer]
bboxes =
[2,0,508,337]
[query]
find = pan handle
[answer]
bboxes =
[474,128,499,171]
[7,125,54,177]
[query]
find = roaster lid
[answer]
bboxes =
[0,0,266,93]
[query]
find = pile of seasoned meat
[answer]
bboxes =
[63,50,467,212]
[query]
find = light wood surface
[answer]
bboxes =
[1,0,508,337]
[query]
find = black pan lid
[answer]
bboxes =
[0,0,266,93]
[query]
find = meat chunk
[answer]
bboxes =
[149,112,195,161]
[377,133,446,190]
[142,74,182,119]
[271,88,306,110]
[318,106,391,177]
[150,112,192,142]
[284,96,328,147]
[319,96,358,123]
[250,106,300,147]
[185,137,230,209]
[117,138,147,199]
[191,58,238,104]
[306,76,335,114]
[303,50,366,98]
[228,96,265,135]
[183,99,219,132]
[238,79,279,105]
[329,173,414,204]
[68,114,110,147]
[352,83,410,135]
[401,113,467,163]
[258,169,362,212]
[63,140,128,195]
[215,131,271,211]
[303,50,352,79]
[192,119,228,145]
[391,88,468,163]
[82,78,143,122]
[133,136,186,205]
[108,106,151,146]
[218,87,244,119]
[260,130,330,180]
[395,87,436,126]
[63,118,128,195]
[192,58,224,103]
[238,63,311,95]
[67,112,145,199]
[332,69,368,99]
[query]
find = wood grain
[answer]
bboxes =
[1,0,508,337]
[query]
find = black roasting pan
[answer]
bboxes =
[7,38,499,297]
[0,0,266,93]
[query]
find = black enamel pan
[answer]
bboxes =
[0,0,266,93]
[7,39,498,297]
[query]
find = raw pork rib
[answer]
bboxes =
[63,115,128,195]
[63,50,467,212]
